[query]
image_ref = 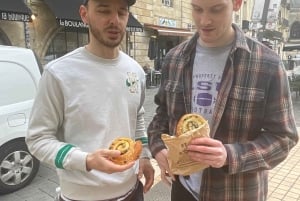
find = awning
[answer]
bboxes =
[44,0,82,21]
[258,29,283,41]
[283,43,300,51]
[126,13,143,32]
[144,23,194,37]
[0,0,32,22]
[44,0,87,28]
[45,0,142,31]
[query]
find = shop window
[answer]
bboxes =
[66,32,78,52]
[45,28,88,64]
[290,21,300,39]
[162,0,173,7]
[291,0,300,8]
[0,62,36,106]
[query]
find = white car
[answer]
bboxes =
[287,66,300,78]
[286,57,300,79]
[0,45,42,194]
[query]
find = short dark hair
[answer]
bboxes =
[83,0,88,5]
[83,0,136,6]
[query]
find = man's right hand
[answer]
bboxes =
[155,149,175,186]
[86,149,134,173]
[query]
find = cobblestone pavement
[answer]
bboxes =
[1,88,300,201]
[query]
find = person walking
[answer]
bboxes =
[26,0,154,200]
[147,0,299,200]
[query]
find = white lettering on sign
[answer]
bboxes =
[159,18,176,28]
[126,27,143,32]
[59,19,88,28]
[1,12,30,22]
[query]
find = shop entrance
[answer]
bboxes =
[154,36,180,71]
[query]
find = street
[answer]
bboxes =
[1,88,300,201]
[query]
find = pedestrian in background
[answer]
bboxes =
[26,0,154,200]
[147,0,299,201]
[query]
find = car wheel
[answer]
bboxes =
[0,139,40,194]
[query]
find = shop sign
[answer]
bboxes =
[126,27,143,32]
[251,0,265,21]
[249,21,263,30]
[58,19,88,28]
[159,18,176,28]
[265,22,276,30]
[1,12,30,22]
[266,0,281,23]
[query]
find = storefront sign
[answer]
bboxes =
[159,18,176,28]
[1,12,30,22]
[249,22,263,30]
[265,22,276,30]
[24,22,31,48]
[266,0,281,22]
[251,0,265,21]
[126,27,143,32]
[58,19,88,28]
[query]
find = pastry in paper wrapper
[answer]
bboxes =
[162,114,210,176]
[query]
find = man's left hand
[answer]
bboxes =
[187,137,227,168]
[138,158,155,193]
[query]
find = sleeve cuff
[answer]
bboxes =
[140,145,152,159]
[65,148,89,171]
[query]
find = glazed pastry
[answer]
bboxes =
[176,113,207,137]
[109,137,142,165]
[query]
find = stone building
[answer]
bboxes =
[283,0,300,54]
[2,0,298,68]
[129,0,194,70]
[0,0,194,68]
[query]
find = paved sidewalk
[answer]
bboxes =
[268,136,300,201]
[263,94,300,201]
[145,138,300,201]
[0,88,299,201]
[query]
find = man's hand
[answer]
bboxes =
[154,149,175,186]
[86,149,134,173]
[187,137,227,168]
[138,158,155,193]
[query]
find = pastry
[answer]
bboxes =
[176,113,208,137]
[109,137,142,165]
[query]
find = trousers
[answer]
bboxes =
[171,176,197,201]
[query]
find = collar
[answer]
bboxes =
[184,23,251,55]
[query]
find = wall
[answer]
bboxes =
[28,0,61,64]
[0,21,26,47]
[129,0,193,67]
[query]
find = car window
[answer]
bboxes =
[0,61,36,106]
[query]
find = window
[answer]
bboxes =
[45,28,89,64]
[162,0,172,7]
[0,62,36,106]
[290,22,300,39]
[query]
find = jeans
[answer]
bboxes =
[171,176,197,201]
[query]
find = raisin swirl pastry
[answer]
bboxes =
[109,137,142,165]
[176,113,207,137]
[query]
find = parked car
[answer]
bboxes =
[0,45,42,194]
[285,57,300,78]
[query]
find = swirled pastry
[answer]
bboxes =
[109,137,142,165]
[176,113,208,137]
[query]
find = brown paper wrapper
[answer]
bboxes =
[162,122,210,176]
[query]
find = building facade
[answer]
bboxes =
[129,0,194,69]
[1,0,299,68]
[0,0,194,68]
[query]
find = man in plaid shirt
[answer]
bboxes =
[147,0,299,200]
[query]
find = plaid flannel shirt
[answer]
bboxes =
[147,24,299,201]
